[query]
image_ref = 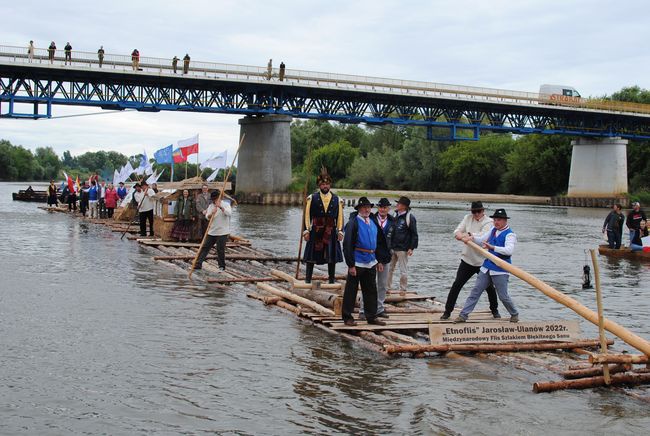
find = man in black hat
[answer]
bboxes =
[302,166,344,283]
[359,198,395,319]
[195,190,231,270]
[440,201,500,320]
[388,196,418,293]
[455,208,519,323]
[341,197,389,326]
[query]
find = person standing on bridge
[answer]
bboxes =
[27,40,34,62]
[267,58,273,80]
[454,208,519,324]
[131,49,140,71]
[302,166,344,284]
[441,201,500,320]
[64,42,72,65]
[183,53,190,74]
[279,62,286,81]
[97,46,105,67]
[172,55,179,73]
[48,41,56,64]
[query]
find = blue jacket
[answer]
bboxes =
[343,211,391,267]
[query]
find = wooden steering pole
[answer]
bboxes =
[465,240,650,357]
[188,133,245,278]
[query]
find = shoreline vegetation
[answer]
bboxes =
[1,86,649,203]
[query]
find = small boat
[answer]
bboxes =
[12,189,48,202]
[597,244,650,261]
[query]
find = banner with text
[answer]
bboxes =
[429,321,581,345]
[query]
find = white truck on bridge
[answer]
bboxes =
[539,84,581,103]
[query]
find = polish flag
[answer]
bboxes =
[63,172,75,193]
[178,134,199,158]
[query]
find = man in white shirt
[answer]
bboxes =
[133,181,155,236]
[454,208,519,323]
[441,201,500,320]
[195,190,231,270]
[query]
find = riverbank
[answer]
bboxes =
[336,189,550,205]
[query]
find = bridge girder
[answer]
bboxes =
[2,65,650,140]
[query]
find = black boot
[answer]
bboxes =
[328,263,336,284]
[305,263,314,283]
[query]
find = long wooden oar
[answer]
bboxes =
[188,133,245,278]
[295,148,313,279]
[465,240,650,356]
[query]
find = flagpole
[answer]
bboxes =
[197,150,200,178]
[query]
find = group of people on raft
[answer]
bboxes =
[602,202,648,251]
[302,167,520,326]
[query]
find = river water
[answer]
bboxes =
[1,182,649,435]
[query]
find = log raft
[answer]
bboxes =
[54,211,650,396]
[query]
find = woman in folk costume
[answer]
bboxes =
[302,166,344,283]
[171,189,195,242]
[47,180,58,207]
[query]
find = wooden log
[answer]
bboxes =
[380,330,420,344]
[292,281,342,291]
[256,283,335,316]
[359,331,398,347]
[562,364,630,379]
[384,339,613,355]
[208,277,286,284]
[276,300,302,315]
[589,354,649,364]
[246,293,282,305]
[466,240,650,357]
[287,287,340,309]
[533,372,650,393]
[153,254,299,261]
[590,249,611,384]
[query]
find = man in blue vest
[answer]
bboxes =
[302,166,344,283]
[454,208,519,323]
[341,197,388,326]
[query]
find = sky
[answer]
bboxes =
[2,0,649,162]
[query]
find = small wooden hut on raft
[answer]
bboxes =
[113,176,233,241]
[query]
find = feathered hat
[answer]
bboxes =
[316,165,332,185]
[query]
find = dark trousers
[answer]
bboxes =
[68,195,77,211]
[139,210,154,236]
[99,199,107,218]
[607,229,622,249]
[305,262,336,283]
[444,260,499,315]
[80,202,87,216]
[342,265,378,322]
[107,208,114,218]
[196,234,228,268]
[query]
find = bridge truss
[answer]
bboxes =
[2,63,650,140]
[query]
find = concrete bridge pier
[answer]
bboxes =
[236,115,292,194]
[567,137,628,197]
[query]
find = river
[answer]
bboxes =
[1,182,649,435]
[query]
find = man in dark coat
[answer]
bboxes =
[302,166,344,283]
[341,197,389,326]
[388,196,418,293]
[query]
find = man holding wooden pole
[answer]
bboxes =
[454,208,520,323]
[194,191,231,270]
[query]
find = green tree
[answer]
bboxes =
[311,139,359,183]
[35,146,62,180]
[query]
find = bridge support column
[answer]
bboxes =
[567,137,628,197]
[236,115,292,194]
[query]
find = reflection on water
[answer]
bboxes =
[1,182,649,434]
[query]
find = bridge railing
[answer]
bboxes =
[2,44,650,117]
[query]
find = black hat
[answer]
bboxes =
[395,196,411,208]
[210,190,221,199]
[141,181,148,186]
[489,208,510,219]
[377,197,391,207]
[470,201,484,211]
[119,181,124,185]
[355,196,374,210]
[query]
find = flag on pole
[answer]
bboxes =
[63,171,75,193]
[178,134,199,158]
[200,150,228,171]
[120,162,135,182]
[136,150,153,175]
[206,168,220,182]
[172,147,187,163]
[113,169,120,184]
[154,144,173,164]
[75,175,80,192]
[146,169,165,185]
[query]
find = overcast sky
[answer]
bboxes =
[2,0,649,162]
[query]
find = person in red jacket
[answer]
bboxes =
[104,183,120,218]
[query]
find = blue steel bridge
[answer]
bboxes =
[1,44,650,141]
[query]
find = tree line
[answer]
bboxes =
[2,85,649,197]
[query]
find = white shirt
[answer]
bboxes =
[454,213,493,266]
[205,202,232,236]
[133,189,155,212]
[473,225,517,276]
